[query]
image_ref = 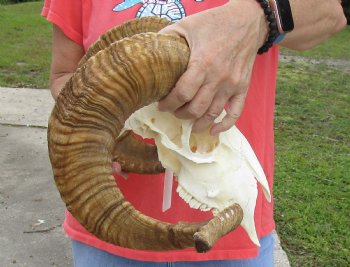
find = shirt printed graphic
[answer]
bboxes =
[113,0,204,22]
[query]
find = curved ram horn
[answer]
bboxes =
[80,17,172,66]
[113,130,164,174]
[48,19,243,252]
[81,17,171,173]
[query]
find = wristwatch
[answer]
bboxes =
[341,0,350,25]
[268,0,294,34]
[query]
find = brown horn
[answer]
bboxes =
[113,130,164,173]
[48,20,243,252]
[80,17,171,173]
[80,17,172,67]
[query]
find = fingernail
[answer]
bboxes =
[210,125,219,136]
[112,163,119,172]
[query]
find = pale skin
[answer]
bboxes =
[50,0,346,137]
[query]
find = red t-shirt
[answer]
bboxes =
[42,0,278,262]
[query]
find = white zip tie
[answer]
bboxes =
[162,169,173,212]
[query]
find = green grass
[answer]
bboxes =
[0,2,349,88]
[275,62,350,266]
[0,2,349,266]
[0,1,51,88]
[0,0,42,4]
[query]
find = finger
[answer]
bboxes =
[191,92,228,133]
[112,162,128,180]
[158,62,205,112]
[210,93,246,135]
[174,83,216,120]
[158,24,181,37]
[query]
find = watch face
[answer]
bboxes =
[277,0,294,32]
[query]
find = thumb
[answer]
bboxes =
[158,24,181,36]
[112,162,128,179]
[158,22,190,42]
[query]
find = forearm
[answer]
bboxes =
[280,0,347,50]
[50,73,73,100]
[50,25,84,100]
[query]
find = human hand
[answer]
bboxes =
[112,162,128,179]
[158,0,268,135]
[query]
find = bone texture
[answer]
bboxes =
[47,17,243,252]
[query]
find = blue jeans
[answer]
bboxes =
[71,233,275,267]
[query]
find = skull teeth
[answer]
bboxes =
[176,185,211,212]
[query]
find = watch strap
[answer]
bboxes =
[268,0,294,33]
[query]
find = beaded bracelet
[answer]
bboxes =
[256,0,279,54]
